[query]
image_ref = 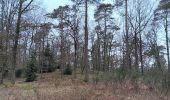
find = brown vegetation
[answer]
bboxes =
[0,72,169,100]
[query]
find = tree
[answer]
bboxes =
[84,0,89,82]
[0,46,6,84]
[62,4,80,78]
[43,43,55,72]
[70,0,101,82]
[94,25,102,71]
[49,5,70,78]
[114,0,131,74]
[69,6,80,79]
[144,21,168,90]
[94,3,113,71]
[11,0,34,84]
[94,3,120,71]
[125,0,131,72]
[0,0,17,84]
[128,0,153,74]
[155,0,170,92]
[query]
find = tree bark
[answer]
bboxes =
[11,0,33,84]
[11,0,23,84]
[134,32,138,71]
[84,0,89,82]
[165,12,170,90]
[125,0,131,72]
[139,34,143,75]
[103,10,107,71]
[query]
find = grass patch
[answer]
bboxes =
[93,71,114,82]
[16,83,33,90]
[0,82,14,88]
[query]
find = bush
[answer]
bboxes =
[25,63,37,82]
[63,64,72,75]
[15,68,24,78]
[47,62,57,72]
[3,69,9,78]
[48,65,56,72]
[93,71,114,82]
[42,44,56,73]
[25,52,37,82]
[40,62,56,73]
[114,67,126,81]
[57,65,60,69]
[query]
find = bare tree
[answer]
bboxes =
[128,0,153,74]
[11,0,34,84]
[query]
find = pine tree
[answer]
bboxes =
[155,0,170,92]
[43,44,55,72]
[25,52,37,82]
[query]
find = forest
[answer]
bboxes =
[0,0,170,100]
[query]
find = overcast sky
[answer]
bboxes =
[40,0,73,12]
[37,0,165,46]
[39,0,114,25]
[39,0,112,12]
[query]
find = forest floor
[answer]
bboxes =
[0,71,169,100]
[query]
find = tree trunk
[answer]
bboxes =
[0,66,4,84]
[60,12,65,79]
[84,0,89,82]
[11,0,23,84]
[125,0,131,72]
[0,0,4,84]
[134,32,138,71]
[165,12,170,90]
[97,34,101,71]
[139,34,143,75]
[74,38,77,79]
[11,0,33,85]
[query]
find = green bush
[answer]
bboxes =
[57,65,60,69]
[25,52,37,82]
[25,63,37,82]
[103,72,114,81]
[63,64,72,75]
[114,67,126,81]
[42,44,56,73]
[48,62,57,72]
[3,69,9,78]
[94,72,104,81]
[94,71,114,81]
[40,62,56,73]
[15,68,24,78]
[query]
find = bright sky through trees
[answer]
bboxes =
[41,0,73,12]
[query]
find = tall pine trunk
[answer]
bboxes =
[125,0,131,72]
[165,12,170,90]
[84,0,89,82]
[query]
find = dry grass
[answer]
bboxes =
[0,72,169,100]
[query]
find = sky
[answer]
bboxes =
[39,0,114,26]
[39,0,112,12]
[37,0,166,47]
[40,0,73,12]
